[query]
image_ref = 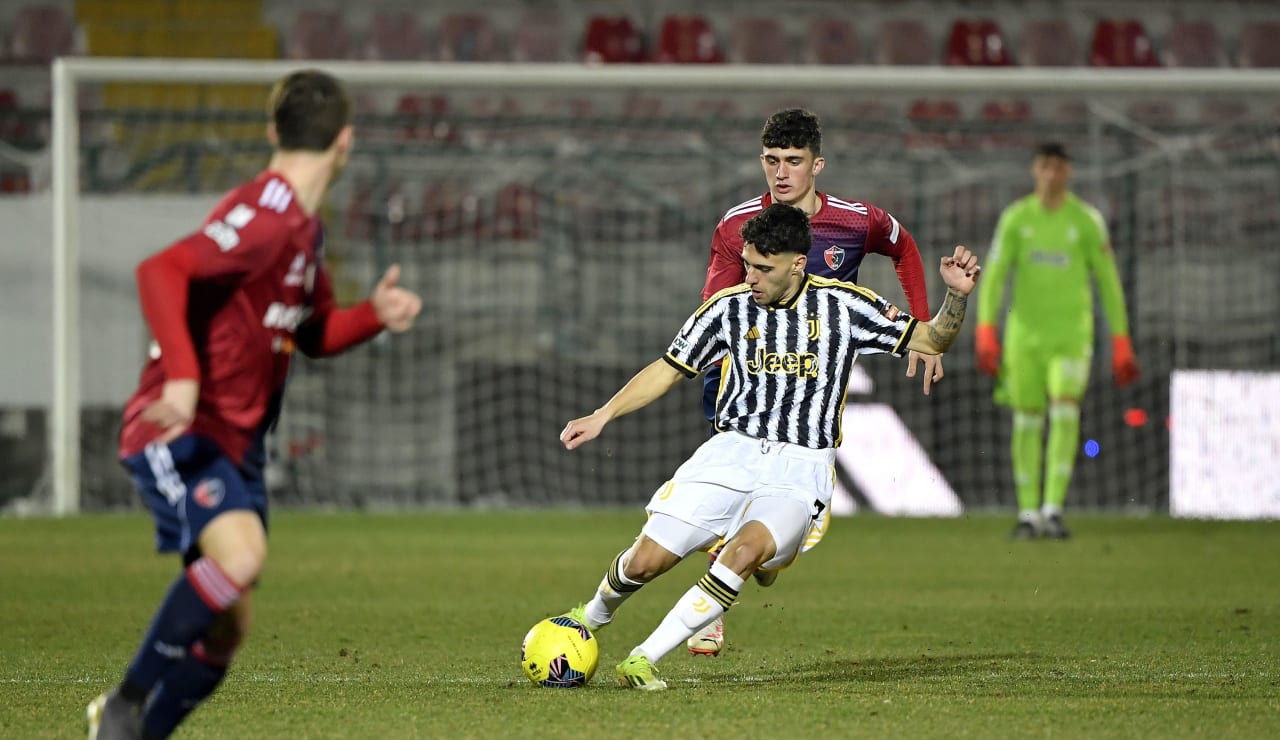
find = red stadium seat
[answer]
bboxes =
[1019,19,1079,67]
[805,19,860,65]
[875,19,933,65]
[946,19,1012,66]
[395,94,455,142]
[1,171,31,193]
[908,99,962,121]
[287,10,353,60]
[10,4,76,62]
[1237,21,1280,67]
[492,182,538,240]
[728,17,790,64]
[653,16,723,64]
[1165,20,1225,67]
[580,16,645,64]
[1089,19,1160,67]
[365,10,429,61]
[1199,98,1252,124]
[437,14,500,62]
[512,12,565,62]
[980,98,1033,122]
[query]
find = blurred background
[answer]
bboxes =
[0,0,1276,518]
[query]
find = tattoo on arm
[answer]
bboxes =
[926,288,968,352]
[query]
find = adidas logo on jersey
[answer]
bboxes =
[744,326,761,341]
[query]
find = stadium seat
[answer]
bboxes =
[1,170,31,193]
[492,182,538,240]
[1126,99,1180,125]
[653,15,723,64]
[395,94,454,142]
[437,14,500,62]
[980,98,1033,122]
[287,10,353,60]
[908,99,962,121]
[0,89,27,144]
[946,18,1011,66]
[344,178,375,239]
[1237,21,1280,67]
[1199,98,1252,124]
[1019,19,1079,66]
[875,19,933,65]
[512,12,565,62]
[728,17,790,64]
[10,4,76,62]
[581,16,645,64]
[1165,20,1225,67]
[805,18,860,65]
[1089,19,1160,67]
[366,10,430,61]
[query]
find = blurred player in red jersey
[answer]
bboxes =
[87,70,421,740]
[687,108,940,656]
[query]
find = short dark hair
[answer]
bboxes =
[761,108,822,156]
[267,70,350,152]
[1034,141,1071,161]
[740,203,811,257]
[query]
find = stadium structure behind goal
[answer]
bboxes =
[9,59,1279,516]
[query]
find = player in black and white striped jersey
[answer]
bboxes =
[558,203,980,690]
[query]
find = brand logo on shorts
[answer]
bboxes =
[192,478,225,508]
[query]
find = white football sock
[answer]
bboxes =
[634,562,743,663]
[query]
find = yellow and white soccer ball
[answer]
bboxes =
[520,616,599,688]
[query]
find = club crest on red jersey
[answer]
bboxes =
[192,478,225,508]
[824,245,846,270]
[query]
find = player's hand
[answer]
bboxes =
[906,350,944,396]
[1111,335,1140,388]
[140,378,198,445]
[371,264,422,333]
[975,324,1001,378]
[560,412,608,451]
[939,245,981,295]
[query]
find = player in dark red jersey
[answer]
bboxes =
[687,108,941,656]
[87,70,421,740]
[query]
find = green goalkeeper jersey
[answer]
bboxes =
[978,192,1130,350]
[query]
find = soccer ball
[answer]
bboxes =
[520,616,599,688]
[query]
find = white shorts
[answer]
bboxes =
[645,431,835,568]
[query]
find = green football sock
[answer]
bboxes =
[1044,400,1081,510]
[1012,411,1045,514]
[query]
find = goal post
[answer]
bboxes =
[36,58,1280,516]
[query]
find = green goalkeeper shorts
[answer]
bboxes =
[1000,341,1092,411]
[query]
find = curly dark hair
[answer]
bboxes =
[760,108,822,156]
[267,70,351,152]
[740,203,811,257]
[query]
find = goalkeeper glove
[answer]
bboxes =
[1111,335,1140,387]
[975,323,1001,378]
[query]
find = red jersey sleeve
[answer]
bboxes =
[865,205,932,320]
[295,265,384,357]
[701,221,746,301]
[135,241,200,380]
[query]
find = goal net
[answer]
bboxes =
[9,61,1279,516]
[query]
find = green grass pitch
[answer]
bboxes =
[2,512,1277,738]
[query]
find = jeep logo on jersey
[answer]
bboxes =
[745,347,819,377]
[824,245,845,270]
[192,478,225,508]
[262,302,310,331]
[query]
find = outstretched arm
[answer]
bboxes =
[866,206,942,394]
[560,359,685,450]
[907,246,981,355]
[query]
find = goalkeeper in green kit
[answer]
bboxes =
[975,142,1139,539]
